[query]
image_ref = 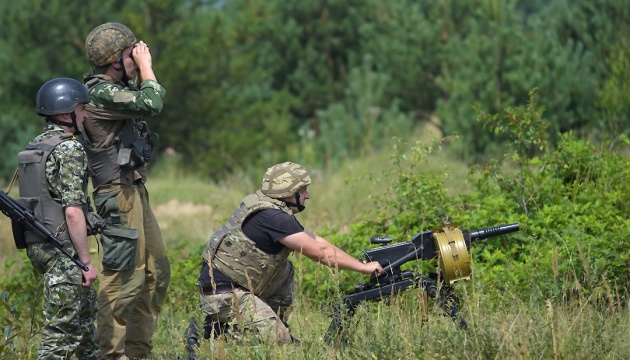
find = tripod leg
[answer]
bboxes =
[421,290,429,326]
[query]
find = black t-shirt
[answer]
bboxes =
[198,208,304,285]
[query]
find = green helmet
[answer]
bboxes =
[85,22,137,67]
[261,162,312,199]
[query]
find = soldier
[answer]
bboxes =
[186,162,383,352]
[19,78,99,359]
[82,22,171,360]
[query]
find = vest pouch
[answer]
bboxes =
[100,225,138,271]
[14,197,49,246]
[93,190,122,225]
[131,138,152,163]
[118,141,151,170]
[11,197,40,249]
[117,148,134,168]
[11,219,27,249]
[259,260,295,302]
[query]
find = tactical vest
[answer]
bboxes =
[203,190,294,298]
[17,133,78,244]
[81,75,153,187]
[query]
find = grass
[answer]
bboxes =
[2,136,630,359]
[148,281,630,359]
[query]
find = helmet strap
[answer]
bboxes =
[283,193,305,213]
[46,113,80,134]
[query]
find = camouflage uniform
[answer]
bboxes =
[186,163,310,357]
[25,124,99,360]
[81,74,170,360]
[196,191,299,344]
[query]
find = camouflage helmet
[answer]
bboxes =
[85,22,137,67]
[35,78,89,116]
[261,162,312,199]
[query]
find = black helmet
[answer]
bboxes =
[35,78,90,116]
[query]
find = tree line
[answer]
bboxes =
[1,0,628,181]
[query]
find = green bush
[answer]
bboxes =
[0,259,45,359]
[469,91,630,302]
[299,88,630,309]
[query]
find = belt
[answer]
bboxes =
[200,282,237,295]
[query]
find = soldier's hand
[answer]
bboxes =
[81,262,98,287]
[362,261,383,277]
[131,41,158,82]
[132,41,153,71]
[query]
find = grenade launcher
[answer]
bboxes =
[324,222,520,344]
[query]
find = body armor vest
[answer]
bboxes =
[81,75,153,187]
[203,190,294,298]
[17,133,77,243]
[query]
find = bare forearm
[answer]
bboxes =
[303,232,366,272]
[281,230,381,275]
[65,207,92,265]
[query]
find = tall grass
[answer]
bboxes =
[149,267,630,359]
[2,130,629,358]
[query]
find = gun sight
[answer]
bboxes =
[370,236,392,245]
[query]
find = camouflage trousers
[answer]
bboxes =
[93,184,171,360]
[27,243,99,360]
[197,279,295,344]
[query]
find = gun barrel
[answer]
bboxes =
[468,223,519,242]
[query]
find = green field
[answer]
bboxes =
[2,127,629,359]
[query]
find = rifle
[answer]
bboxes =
[0,190,89,271]
[324,222,520,345]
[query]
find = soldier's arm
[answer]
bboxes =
[65,206,97,286]
[279,231,383,275]
[89,80,166,116]
[53,141,98,286]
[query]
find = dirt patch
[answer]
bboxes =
[153,199,212,218]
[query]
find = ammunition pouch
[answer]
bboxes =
[93,189,138,271]
[116,120,153,169]
[100,225,138,271]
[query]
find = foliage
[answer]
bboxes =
[0,108,38,181]
[468,91,630,302]
[1,0,629,181]
[2,0,630,355]
[312,57,414,168]
[598,38,630,144]
[166,243,205,309]
[301,87,630,307]
[357,1,444,114]
[2,104,630,356]
[154,0,296,178]
[0,262,45,359]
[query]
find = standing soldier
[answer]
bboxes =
[19,78,99,359]
[82,22,171,360]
